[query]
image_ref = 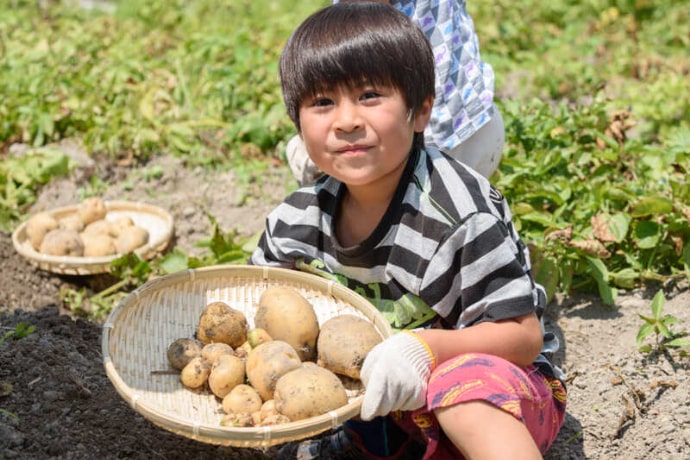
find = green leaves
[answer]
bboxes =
[0,322,36,346]
[0,148,72,231]
[498,96,689,304]
[636,290,690,353]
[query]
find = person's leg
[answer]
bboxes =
[445,110,505,179]
[421,353,566,460]
[436,401,542,460]
[285,134,323,186]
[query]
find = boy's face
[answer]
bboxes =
[298,83,431,187]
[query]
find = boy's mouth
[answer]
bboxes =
[335,144,371,155]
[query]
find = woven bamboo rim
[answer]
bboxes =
[102,264,392,448]
[11,200,174,275]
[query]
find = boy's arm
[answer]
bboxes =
[417,311,543,367]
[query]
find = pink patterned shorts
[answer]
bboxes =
[392,353,567,459]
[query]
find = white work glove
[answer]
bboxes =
[360,331,436,421]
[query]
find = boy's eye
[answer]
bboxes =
[311,97,333,107]
[361,91,380,100]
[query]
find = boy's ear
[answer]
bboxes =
[413,96,434,132]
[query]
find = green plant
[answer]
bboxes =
[0,322,36,346]
[636,290,690,353]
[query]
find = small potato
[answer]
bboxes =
[58,214,84,233]
[109,216,135,237]
[317,315,383,379]
[167,338,202,371]
[256,286,320,361]
[180,356,211,389]
[39,229,84,256]
[260,414,291,426]
[208,354,246,399]
[25,212,59,250]
[234,342,252,359]
[115,225,149,254]
[222,384,263,415]
[196,301,248,348]
[246,340,302,401]
[260,400,279,421]
[201,342,235,364]
[78,197,107,226]
[220,412,254,427]
[81,232,117,257]
[81,219,113,237]
[247,328,272,348]
[274,365,348,422]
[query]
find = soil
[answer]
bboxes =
[1,149,689,460]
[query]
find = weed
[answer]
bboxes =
[637,290,690,353]
[0,322,36,346]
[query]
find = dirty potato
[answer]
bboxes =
[196,301,248,348]
[166,338,203,371]
[222,384,263,415]
[208,354,246,399]
[255,286,320,361]
[317,314,383,379]
[58,214,84,233]
[274,364,349,421]
[180,356,211,389]
[81,232,117,257]
[201,342,235,364]
[114,225,149,254]
[246,340,301,401]
[78,197,107,226]
[39,229,84,256]
[25,212,59,250]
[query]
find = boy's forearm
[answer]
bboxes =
[416,312,544,368]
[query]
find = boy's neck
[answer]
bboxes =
[335,153,412,247]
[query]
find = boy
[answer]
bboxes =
[286,0,505,185]
[251,3,565,459]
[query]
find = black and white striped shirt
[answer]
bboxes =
[251,147,561,379]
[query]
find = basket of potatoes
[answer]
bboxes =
[11,197,174,275]
[102,264,392,448]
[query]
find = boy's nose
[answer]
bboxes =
[333,101,362,132]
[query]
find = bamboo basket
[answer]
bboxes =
[102,264,392,448]
[11,200,174,275]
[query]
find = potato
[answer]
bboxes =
[247,328,272,348]
[250,411,263,426]
[78,197,107,226]
[58,214,84,233]
[222,384,263,415]
[274,364,349,421]
[110,216,135,237]
[81,219,113,237]
[39,229,84,256]
[259,399,278,421]
[317,314,383,379]
[25,212,59,250]
[260,414,291,426]
[196,301,248,348]
[166,338,202,371]
[115,225,149,254]
[246,340,302,401]
[81,232,117,257]
[255,286,320,361]
[180,356,211,389]
[234,342,252,359]
[220,412,254,427]
[201,342,235,364]
[208,354,246,399]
